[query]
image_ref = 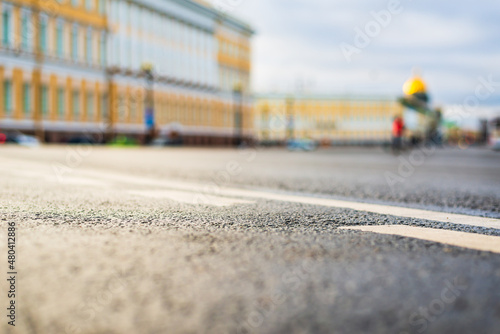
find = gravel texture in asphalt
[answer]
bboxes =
[3,145,498,216]
[1,146,499,334]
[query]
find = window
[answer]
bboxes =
[21,13,29,50]
[40,19,48,54]
[130,94,137,122]
[3,80,12,116]
[41,85,49,117]
[86,30,92,64]
[57,88,65,119]
[71,26,78,61]
[98,0,105,15]
[101,93,108,120]
[86,92,94,121]
[56,22,63,57]
[85,0,92,11]
[117,95,126,122]
[23,83,31,116]
[72,0,79,7]
[72,91,80,119]
[2,9,11,46]
[100,33,106,66]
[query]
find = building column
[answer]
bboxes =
[66,77,72,121]
[13,6,20,50]
[81,79,87,122]
[95,82,100,123]
[13,68,22,120]
[107,81,117,140]
[32,68,42,122]
[49,74,57,121]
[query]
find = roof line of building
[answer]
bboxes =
[255,93,399,102]
[169,0,255,34]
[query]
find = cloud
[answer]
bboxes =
[375,12,485,49]
[209,0,500,105]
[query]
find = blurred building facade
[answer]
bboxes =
[0,0,254,144]
[255,94,404,145]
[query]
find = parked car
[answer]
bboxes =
[11,134,40,147]
[0,132,18,143]
[488,117,500,151]
[286,139,318,151]
[108,136,139,147]
[151,137,183,147]
[489,134,500,151]
[68,136,97,144]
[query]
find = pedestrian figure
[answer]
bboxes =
[392,115,405,154]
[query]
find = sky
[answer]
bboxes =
[209,0,500,109]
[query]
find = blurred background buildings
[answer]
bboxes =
[0,0,253,145]
[255,94,402,145]
[0,0,498,148]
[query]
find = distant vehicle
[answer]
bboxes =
[286,139,318,152]
[151,137,183,147]
[14,134,40,148]
[488,117,500,151]
[68,136,96,145]
[108,136,138,147]
[0,132,40,147]
[0,132,18,143]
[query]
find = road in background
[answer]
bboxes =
[3,145,499,216]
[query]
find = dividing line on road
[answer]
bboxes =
[218,188,500,230]
[75,167,500,230]
[339,225,500,254]
[128,190,255,207]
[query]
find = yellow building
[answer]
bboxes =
[255,94,404,145]
[0,0,254,145]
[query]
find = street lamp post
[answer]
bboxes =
[233,83,243,146]
[142,63,156,144]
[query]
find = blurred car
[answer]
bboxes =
[68,136,97,145]
[109,136,139,147]
[151,137,183,147]
[14,134,40,148]
[488,117,500,151]
[490,137,500,151]
[286,139,318,151]
[0,132,18,143]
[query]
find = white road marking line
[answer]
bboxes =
[339,225,500,253]
[128,190,254,207]
[218,189,500,230]
[4,168,110,187]
[3,157,500,229]
[76,168,500,229]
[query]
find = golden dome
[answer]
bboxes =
[403,76,427,96]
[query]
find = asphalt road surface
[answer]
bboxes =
[1,145,499,334]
